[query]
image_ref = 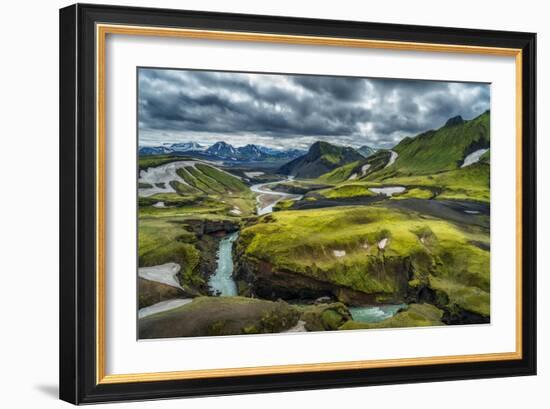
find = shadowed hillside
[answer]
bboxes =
[279,141,364,178]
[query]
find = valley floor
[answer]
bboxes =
[136,152,490,339]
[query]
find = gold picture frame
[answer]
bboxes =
[60,4,536,404]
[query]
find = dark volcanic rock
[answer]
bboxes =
[442,309,490,325]
[184,219,239,237]
[300,302,353,331]
[235,258,408,306]
[444,115,465,127]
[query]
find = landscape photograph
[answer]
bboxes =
[136,67,491,339]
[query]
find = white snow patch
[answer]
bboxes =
[138,263,182,289]
[138,160,243,197]
[348,173,358,180]
[384,150,398,168]
[244,171,265,178]
[284,320,307,333]
[461,148,489,168]
[138,299,193,319]
[465,210,481,214]
[369,186,406,197]
[333,250,346,257]
[361,163,371,176]
[229,207,242,215]
[378,238,388,250]
[138,160,197,197]
[152,201,166,208]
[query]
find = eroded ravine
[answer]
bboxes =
[208,231,239,296]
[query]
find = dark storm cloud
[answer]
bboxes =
[138,68,490,149]
[292,76,367,101]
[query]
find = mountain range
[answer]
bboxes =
[279,111,490,181]
[320,111,490,183]
[138,141,306,162]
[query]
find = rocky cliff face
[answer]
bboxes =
[185,218,240,237]
[235,254,411,306]
[235,248,489,324]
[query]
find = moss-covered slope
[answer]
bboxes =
[139,296,300,338]
[340,303,444,330]
[237,205,489,318]
[279,141,364,178]
[369,111,490,178]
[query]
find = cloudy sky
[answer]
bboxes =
[138,68,490,150]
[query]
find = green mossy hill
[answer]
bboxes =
[392,187,434,200]
[317,150,391,184]
[138,296,300,338]
[340,303,444,330]
[317,161,362,184]
[318,183,376,199]
[175,164,249,195]
[370,110,489,177]
[138,161,256,300]
[273,199,296,211]
[139,163,256,218]
[299,302,353,331]
[270,180,329,195]
[238,205,489,317]
[138,217,204,290]
[383,162,490,203]
[138,155,189,170]
[313,113,490,202]
[279,141,364,179]
[138,193,201,208]
[139,212,243,293]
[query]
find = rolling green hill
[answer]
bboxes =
[310,112,490,202]
[317,150,391,184]
[238,205,489,317]
[369,111,490,179]
[138,158,256,218]
[175,164,249,195]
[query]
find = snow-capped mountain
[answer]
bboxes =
[139,140,306,162]
[138,146,174,156]
[170,142,206,152]
[236,144,267,160]
[206,141,239,159]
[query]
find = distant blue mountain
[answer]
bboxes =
[139,141,306,162]
[357,145,377,158]
[236,144,266,160]
[138,146,174,156]
[170,142,207,152]
[206,141,239,159]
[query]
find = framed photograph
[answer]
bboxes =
[59,3,536,404]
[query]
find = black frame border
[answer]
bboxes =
[59,3,536,404]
